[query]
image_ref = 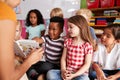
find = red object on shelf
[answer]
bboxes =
[116,0,120,6]
[96,18,107,25]
[87,0,99,9]
[100,0,114,8]
[96,21,107,25]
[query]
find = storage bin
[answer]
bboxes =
[100,0,114,8]
[87,0,99,9]
[116,0,120,6]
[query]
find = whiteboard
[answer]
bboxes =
[16,0,80,20]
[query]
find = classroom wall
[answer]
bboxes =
[17,0,81,38]
[16,0,80,20]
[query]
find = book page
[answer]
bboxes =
[14,40,40,58]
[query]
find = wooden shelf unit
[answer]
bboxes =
[90,6,120,37]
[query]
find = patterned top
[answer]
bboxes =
[64,38,93,73]
[42,35,64,65]
[0,1,16,22]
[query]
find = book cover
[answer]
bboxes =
[14,40,40,58]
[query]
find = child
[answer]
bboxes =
[47,15,94,80]
[14,20,23,63]
[15,20,22,40]
[50,7,63,18]
[45,7,66,37]
[25,9,45,39]
[76,8,97,43]
[89,24,120,80]
[27,16,64,80]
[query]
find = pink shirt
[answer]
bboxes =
[64,38,93,73]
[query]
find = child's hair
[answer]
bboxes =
[68,15,94,46]
[25,9,44,26]
[76,8,92,20]
[50,16,64,30]
[105,24,120,40]
[50,8,63,18]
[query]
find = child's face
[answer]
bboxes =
[67,22,80,37]
[15,22,21,40]
[101,28,115,46]
[48,22,62,40]
[30,12,37,26]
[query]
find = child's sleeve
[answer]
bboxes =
[116,48,120,70]
[26,27,29,33]
[41,36,46,43]
[92,50,99,63]
[85,42,93,55]
[64,38,68,48]
[40,24,45,31]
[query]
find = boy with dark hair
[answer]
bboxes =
[27,16,64,80]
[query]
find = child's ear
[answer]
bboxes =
[61,28,63,33]
[60,29,63,34]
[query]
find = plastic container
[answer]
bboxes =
[100,0,114,8]
[87,0,99,9]
[116,0,120,6]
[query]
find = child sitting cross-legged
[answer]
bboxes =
[89,24,120,80]
[47,15,94,80]
[27,16,64,80]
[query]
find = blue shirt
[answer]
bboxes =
[26,24,45,39]
[89,27,97,40]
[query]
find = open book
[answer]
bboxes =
[14,40,40,58]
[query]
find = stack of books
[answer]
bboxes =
[113,18,120,24]
[104,10,118,16]
[96,18,107,25]
[89,18,95,26]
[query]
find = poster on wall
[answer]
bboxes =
[17,0,80,20]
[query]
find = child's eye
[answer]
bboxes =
[68,25,72,29]
[16,30,19,32]
[49,27,57,30]
[70,26,73,29]
[107,35,111,38]
[53,28,57,30]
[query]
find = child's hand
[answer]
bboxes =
[26,48,44,66]
[61,69,67,80]
[15,55,24,63]
[32,37,40,43]
[65,71,75,80]
[92,62,106,80]
[107,75,117,80]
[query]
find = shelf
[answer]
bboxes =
[94,29,103,36]
[91,25,107,27]
[90,6,120,11]
[92,16,120,18]
[96,33,102,35]
[90,6,120,38]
